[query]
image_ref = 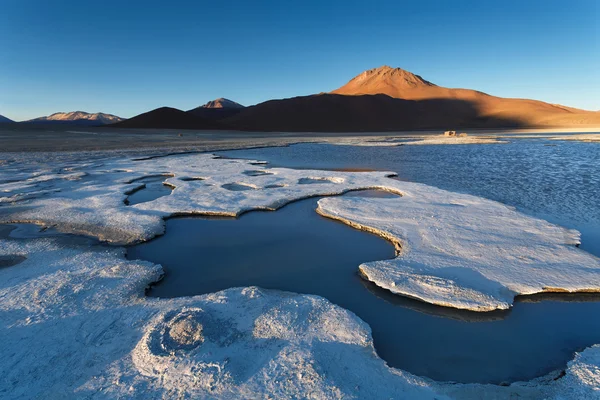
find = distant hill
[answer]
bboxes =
[26,111,123,126]
[187,98,245,120]
[0,114,14,123]
[111,107,226,130]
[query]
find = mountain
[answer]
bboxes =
[0,115,14,123]
[225,94,519,132]
[27,111,123,125]
[187,98,245,120]
[198,98,244,109]
[111,66,600,132]
[332,66,437,98]
[111,107,226,130]
[225,66,600,131]
[330,66,600,128]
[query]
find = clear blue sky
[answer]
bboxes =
[1,0,598,121]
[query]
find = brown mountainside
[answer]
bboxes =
[187,98,245,121]
[330,66,600,128]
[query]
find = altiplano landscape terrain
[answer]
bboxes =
[2,1,600,399]
[3,66,600,132]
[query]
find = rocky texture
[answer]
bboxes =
[333,66,437,97]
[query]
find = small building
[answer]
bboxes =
[444,130,456,137]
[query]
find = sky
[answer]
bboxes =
[1,0,598,121]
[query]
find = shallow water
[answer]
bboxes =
[0,255,26,268]
[125,175,173,206]
[128,191,600,384]
[219,139,600,257]
[0,222,99,246]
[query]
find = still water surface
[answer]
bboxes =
[4,138,599,383]
[220,139,600,257]
[128,141,600,385]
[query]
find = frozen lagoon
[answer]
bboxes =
[2,136,594,398]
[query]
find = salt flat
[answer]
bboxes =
[317,189,600,311]
[331,135,508,146]
[550,133,600,143]
[1,150,599,398]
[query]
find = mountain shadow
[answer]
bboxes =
[223,94,527,132]
[111,107,227,130]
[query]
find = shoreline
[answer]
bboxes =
[1,125,598,153]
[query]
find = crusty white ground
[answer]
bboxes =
[317,188,600,311]
[1,236,598,399]
[1,153,401,244]
[401,135,508,145]
[550,134,600,143]
[330,135,507,146]
[0,238,436,398]
[1,151,599,398]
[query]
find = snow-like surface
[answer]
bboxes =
[331,139,405,147]
[330,135,507,146]
[0,154,398,244]
[554,345,600,398]
[550,134,600,143]
[1,235,599,399]
[2,152,599,308]
[402,135,508,145]
[317,185,600,311]
[2,151,600,398]
[0,237,445,399]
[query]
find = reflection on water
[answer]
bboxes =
[127,192,600,384]
[219,139,600,257]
